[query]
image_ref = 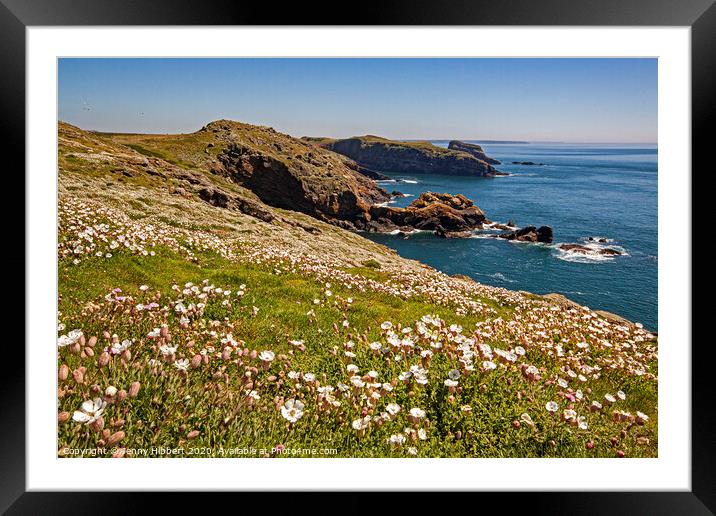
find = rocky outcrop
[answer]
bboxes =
[498,225,553,243]
[324,136,503,177]
[202,121,391,225]
[512,161,544,166]
[364,192,487,236]
[558,244,622,256]
[448,140,501,165]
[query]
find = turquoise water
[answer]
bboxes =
[364,142,658,330]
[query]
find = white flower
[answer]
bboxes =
[617,390,626,400]
[387,434,406,446]
[417,428,427,440]
[174,358,190,371]
[104,386,117,397]
[520,413,534,427]
[288,371,301,380]
[635,411,649,424]
[160,344,177,356]
[481,360,497,371]
[448,369,461,381]
[302,373,316,383]
[350,376,365,388]
[147,328,161,338]
[246,390,260,401]
[352,416,371,431]
[380,321,393,330]
[72,398,106,424]
[369,342,382,352]
[289,339,304,347]
[557,378,568,389]
[577,416,588,430]
[259,350,275,362]
[280,399,305,423]
[407,447,418,456]
[409,407,426,419]
[444,379,458,388]
[545,401,559,413]
[386,403,401,416]
[111,339,132,355]
[604,393,616,404]
[57,329,83,348]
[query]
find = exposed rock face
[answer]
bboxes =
[558,244,622,255]
[448,140,501,165]
[324,136,503,177]
[203,121,391,225]
[498,225,553,243]
[512,161,544,166]
[365,192,487,236]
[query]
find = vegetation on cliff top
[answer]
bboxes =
[57,120,658,458]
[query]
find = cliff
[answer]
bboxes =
[323,135,504,177]
[447,140,502,165]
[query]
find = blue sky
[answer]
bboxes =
[58,58,657,143]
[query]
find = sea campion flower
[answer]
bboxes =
[408,407,426,425]
[72,398,106,424]
[174,358,190,371]
[387,434,406,446]
[280,399,305,423]
[545,401,559,413]
[57,329,83,348]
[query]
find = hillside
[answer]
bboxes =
[319,135,505,177]
[57,120,657,458]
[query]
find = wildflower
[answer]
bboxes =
[259,350,275,363]
[174,358,190,371]
[57,329,83,348]
[545,401,559,413]
[352,416,371,432]
[387,434,406,446]
[617,390,626,400]
[72,398,106,424]
[407,447,418,456]
[448,369,461,381]
[385,403,401,417]
[408,407,426,424]
[417,428,427,440]
[381,321,393,331]
[444,379,458,388]
[280,399,305,423]
[520,413,535,427]
[604,393,616,405]
[104,386,117,397]
[590,401,603,412]
[635,411,649,425]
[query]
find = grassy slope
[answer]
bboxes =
[57,121,658,458]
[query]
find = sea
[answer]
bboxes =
[364,142,658,331]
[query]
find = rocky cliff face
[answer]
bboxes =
[324,136,503,177]
[447,140,501,165]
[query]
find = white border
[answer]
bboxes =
[27,27,691,491]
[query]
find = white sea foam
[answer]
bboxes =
[400,179,419,184]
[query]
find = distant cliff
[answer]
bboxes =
[322,136,505,177]
[447,140,501,165]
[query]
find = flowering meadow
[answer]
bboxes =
[57,194,658,458]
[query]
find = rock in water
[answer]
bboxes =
[447,140,501,165]
[498,225,553,243]
[558,244,622,255]
[368,192,487,235]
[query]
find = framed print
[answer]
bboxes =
[3,0,713,512]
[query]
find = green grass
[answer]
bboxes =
[57,246,658,458]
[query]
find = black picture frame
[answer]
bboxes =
[2,0,711,512]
